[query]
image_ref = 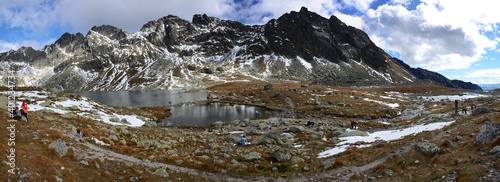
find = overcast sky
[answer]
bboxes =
[1,0,499,85]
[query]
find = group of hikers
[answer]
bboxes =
[461,103,477,115]
[10,101,29,122]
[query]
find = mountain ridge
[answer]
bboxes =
[0,7,481,91]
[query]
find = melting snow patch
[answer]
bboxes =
[98,111,145,127]
[318,120,455,158]
[92,137,110,146]
[363,98,400,108]
[3,91,148,127]
[230,131,245,134]
[297,56,312,69]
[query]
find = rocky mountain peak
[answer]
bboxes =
[53,32,85,48]
[192,14,216,25]
[89,25,127,40]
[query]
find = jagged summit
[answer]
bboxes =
[0,7,481,91]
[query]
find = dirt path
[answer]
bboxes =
[79,142,248,182]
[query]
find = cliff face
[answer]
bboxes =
[0,7,480,91]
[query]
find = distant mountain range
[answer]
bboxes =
[0,7,482,91]
[479,84,500,90]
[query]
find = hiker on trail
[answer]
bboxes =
[20,101,29,122]
[462,106,468,115]
[238,135,247,146]
[471,104,476,110]
[11,107,22,120]
[350,120,358,129]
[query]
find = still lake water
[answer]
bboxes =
[77,89,265,126]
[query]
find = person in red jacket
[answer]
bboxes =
[20,101,29,122]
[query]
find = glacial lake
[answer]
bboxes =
[77,89,269,126]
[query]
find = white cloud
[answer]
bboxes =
[220,0,343,25]
[362,1,499,71]
[341,0,375,11]
[57,0,235,33]
[333,13,365,29]
[0,0,59,39]
[463,69,500,84]
[0,39,56,52]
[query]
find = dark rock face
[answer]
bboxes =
[451,80,482,90]
[263,7,384,70]
[53,32,85,50]
[0,7,478,91]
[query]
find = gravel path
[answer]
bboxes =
[80,142,248,182]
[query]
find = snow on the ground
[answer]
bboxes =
[3,91,146,127]
[421,93,488,101]
[318,120,455,158]
[92,137,110,146]
[363,98,400,108]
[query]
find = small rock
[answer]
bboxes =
[272,167,278,172]
[263,84,273,90]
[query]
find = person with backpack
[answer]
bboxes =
[11,107,22,120]
[350,120,358,129]
[20,101,29,122]
[238,135,247,146]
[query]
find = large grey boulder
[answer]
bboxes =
[253,132,292,146]
[143,120,158,127]
[472,106,491,116]
[288,126,305,133]
[241,152,261,162]
[475,123,500,144]
[48,138,68,157]
[148,167,169,178]
[415,142,441,156]
[321,158,336,169]
[490,146,500,159]
[271,149,292,162]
